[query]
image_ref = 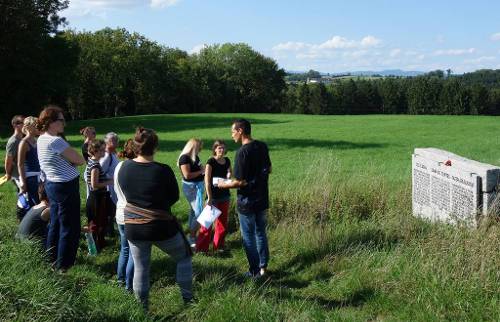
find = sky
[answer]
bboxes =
[62,0,500,74]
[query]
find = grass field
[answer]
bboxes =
[0,114,499,321]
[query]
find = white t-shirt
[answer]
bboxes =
[100,152,119,203]
[114,161,127,225]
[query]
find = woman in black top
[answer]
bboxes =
[119,127,192,310]
[177,138,204,248]
[197,140,232,253]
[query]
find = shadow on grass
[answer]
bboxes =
[66,115,289,136]
[265,138,389,151]
[285,287,376,310]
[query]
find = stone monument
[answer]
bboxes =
[412,148,500,227]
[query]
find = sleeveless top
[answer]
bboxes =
[24,141,41,175]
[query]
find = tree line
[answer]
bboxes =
[1,0,499,123]
[283,75,500,115]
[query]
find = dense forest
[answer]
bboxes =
[1,0,500,122]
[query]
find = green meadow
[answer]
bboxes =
[0,114,499,321]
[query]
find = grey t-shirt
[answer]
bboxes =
[6,135,22,179]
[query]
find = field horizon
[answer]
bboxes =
[0,114,498,321]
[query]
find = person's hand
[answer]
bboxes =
[217,179,225,188]
[5,174,11,181]
[206,198,213,206]
[20,181,27,194]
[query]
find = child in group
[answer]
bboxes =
[197,140,232,253]
[85,139,113,251]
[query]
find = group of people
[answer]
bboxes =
[3,106,272,310]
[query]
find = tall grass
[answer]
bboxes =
[0,114,499,321]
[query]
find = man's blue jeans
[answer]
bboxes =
[117,224,134,290]
[45,177,81,270]
[238,210,269,275]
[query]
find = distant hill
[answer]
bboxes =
[286,69,425,77]
[350,69,424,77]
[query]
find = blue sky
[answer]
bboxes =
[63,0,500,73]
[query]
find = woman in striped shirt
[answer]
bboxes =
[37,105,85,272]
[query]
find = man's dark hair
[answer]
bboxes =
[133,127,158,156]
[11,115,24,126]
[233,119,251,135]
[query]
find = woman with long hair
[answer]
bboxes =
[80,126,96,163]
[37,105,85,271]
[197,140,232,253]
[17,116,41,207]
[177,138,204,248]
[119,128,193,309]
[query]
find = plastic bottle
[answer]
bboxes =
[85,232,98,256]
[18,193,30,210]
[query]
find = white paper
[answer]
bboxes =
[212,177,232,186]
[197,205,222,228]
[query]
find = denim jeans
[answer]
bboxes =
[182,180,204,231]
[238,210,269,275]
[128,233,193,310]
[117,224,134,290]
[45,177,81,270]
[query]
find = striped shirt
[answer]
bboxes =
[85,158,107,191]
[37,133,79,182]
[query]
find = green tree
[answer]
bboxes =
[307,83,328,114]
[0,0,72,119]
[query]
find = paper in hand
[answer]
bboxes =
[197,205,222,228]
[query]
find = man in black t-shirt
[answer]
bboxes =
[219,119,272,277]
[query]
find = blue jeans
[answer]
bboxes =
[117,224,134,290]
[238,210,269,275]
[182,180,204,231]
[45,177,81,270]
[128,233,193,310]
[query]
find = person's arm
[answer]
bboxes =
[5,140,15,180]
[17,140,28,192]
[205,163,213,205]
[90,168,112,190]
[4,155,13,181]
[218,178,247,189]
[180,163,204,180]
[61,147,86,166]
[165,166,179,207]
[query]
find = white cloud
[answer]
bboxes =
[150,0,180,8]
[463,56,496,64]
[63,0,180,17]
[390,48,401,57]
[272,41,309,51]
[433,48,476,56]
[360,35,382,47]
[491,32,500,41]
[189,44,207,54]
[314,35,381,50]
